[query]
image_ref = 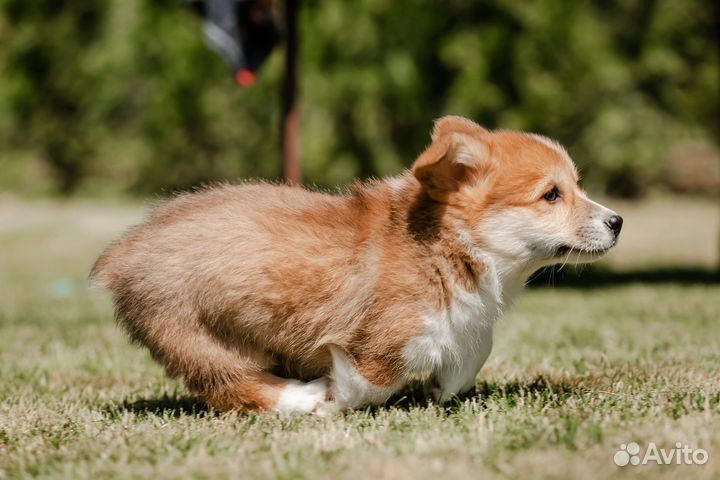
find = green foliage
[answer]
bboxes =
[0,0,109,194]
[128,0,283,193]
[0,0,717,196]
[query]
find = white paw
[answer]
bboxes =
[274,377,329,415]
[313,400,340,417]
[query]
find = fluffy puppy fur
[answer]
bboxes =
[91,116,623,414]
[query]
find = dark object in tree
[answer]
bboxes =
[187,0,300,183]
[186,0,299,183]
[187,0,279,87]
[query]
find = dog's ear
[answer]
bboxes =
[431,115,487,141]
[412,116,489,202]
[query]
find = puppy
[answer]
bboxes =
[91,116,622,414]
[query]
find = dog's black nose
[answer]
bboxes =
[605,215,623,236]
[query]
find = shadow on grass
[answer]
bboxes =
[528,266,718,289]
[114,393,212,418]
[108,374,586,418]
[377,373,590,414]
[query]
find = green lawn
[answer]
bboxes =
[1,198,718,479]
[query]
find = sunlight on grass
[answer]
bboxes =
[1,198,718,479]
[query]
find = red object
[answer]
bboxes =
[235,69,256,87]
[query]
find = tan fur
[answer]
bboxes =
[91,116,620,413]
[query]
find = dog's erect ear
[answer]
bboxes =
[431,115,488,141]
[412,116,489,202]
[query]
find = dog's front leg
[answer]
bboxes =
[321,345,403,413]
[431,366,478,404]
[431,336,493,404]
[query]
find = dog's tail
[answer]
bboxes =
[89,224,144,290]
[89,247,116,289]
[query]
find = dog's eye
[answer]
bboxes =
[543,187,559,203]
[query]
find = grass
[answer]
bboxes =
[1,196,719,479]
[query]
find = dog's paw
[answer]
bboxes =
[312,399,340,417]
[274,377,330,416]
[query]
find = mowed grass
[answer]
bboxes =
[1,197,719,479]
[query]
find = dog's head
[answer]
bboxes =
[412,116,622,269]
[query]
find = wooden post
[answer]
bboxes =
[281,0,300,184]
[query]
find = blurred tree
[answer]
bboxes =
[0,0,108,194]
[299,0,718,196]
[0,0,717,196]
[128,0,282,193]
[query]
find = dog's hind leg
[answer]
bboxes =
[118,307,329,414]
[203,366,331,415]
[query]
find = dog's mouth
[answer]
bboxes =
[554,243,614,258]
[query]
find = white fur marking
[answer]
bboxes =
[387,176,407,194]
[404,290,496,403]
[402,228,530,404]
[274,377,329,415]
[328,345,399,410]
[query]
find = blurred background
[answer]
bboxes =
[0,0,718,274]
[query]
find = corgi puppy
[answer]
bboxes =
[91,116,622,415]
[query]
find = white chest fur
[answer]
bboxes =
[402,257,524,402]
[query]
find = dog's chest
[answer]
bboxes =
[403,286,503,378]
